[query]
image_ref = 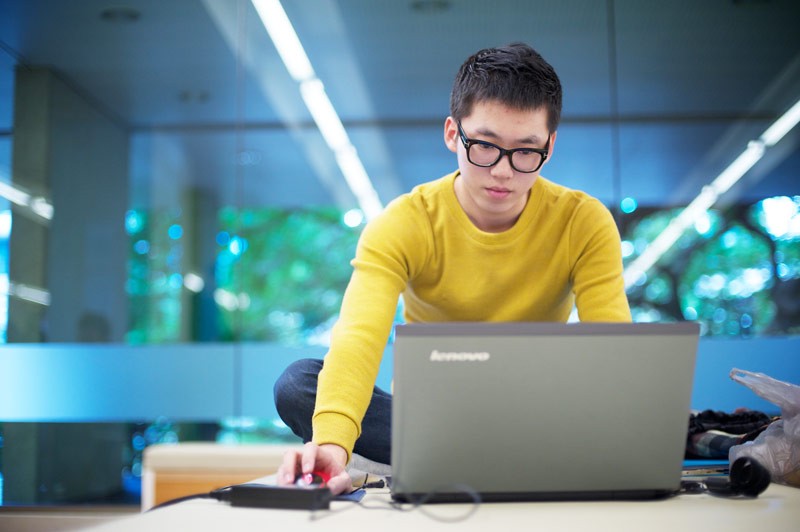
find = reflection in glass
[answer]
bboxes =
[623,197,800,336]
[128,206,361,345]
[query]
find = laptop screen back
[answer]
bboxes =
[390,321,699,502]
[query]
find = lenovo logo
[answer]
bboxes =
[429,349,491,362]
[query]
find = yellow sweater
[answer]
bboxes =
[313,171,631,459]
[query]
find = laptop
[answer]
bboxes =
[390,321,700,503]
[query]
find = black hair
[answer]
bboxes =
[449,43,562,133]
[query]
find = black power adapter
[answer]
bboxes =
[226,483,333,511]
[148,482,335,513]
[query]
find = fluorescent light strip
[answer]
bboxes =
[252,0,384,220]
[0,181,31,206]
[0,180,54,221]
[299,79,350,152]
[298,80,383,218]
[30,197,54,220]
[251,0,314,82]
[623,98,800,290]
[7,282,51,306]
[335,147,384,220]
[761,98,800,147]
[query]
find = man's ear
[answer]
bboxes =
[443,116,459,154]
[543,130,557,166]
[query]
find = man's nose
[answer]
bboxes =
[490,154,515,179]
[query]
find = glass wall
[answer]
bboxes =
[0,0,798,506]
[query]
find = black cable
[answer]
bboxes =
[147,486,233,512]
[373,481,482,523]
[149,480,481,523]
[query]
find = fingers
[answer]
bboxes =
[317,443,348,471]
[276,442,353,495]
[277,442,324,486]
[300,441,320,475]
[325,470,353,496]
[276,447,304,486]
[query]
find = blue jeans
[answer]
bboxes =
[273,358,392,465]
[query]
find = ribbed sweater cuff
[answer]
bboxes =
[312,411,359,464]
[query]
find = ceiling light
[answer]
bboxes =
[299,79,350,152]
[251,0,384,219]
[251,0,314,82]
[335,148,384,220]
[8,282,51,306]
[30,197,54,220]
[623,97,800,290]
[760,98,800,147]
[0,180,53,221]
[0,181,31,206]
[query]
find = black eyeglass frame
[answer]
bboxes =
[457,120,550,173]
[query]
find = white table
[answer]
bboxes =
[80,482,800,531]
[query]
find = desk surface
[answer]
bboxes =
[81,483,800,532]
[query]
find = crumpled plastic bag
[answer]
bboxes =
[728,368,800,487]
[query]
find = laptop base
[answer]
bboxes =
[391,488,675,504]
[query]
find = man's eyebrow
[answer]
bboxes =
[473,127,544,145]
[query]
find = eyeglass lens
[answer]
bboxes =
[467,143,543,173]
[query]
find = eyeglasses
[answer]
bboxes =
[457,121,550,173]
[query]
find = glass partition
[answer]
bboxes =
[0,0,798,507]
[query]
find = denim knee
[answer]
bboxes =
[274,358,322,398]
[273,358,323,431]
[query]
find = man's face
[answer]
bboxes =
[444,100,555,233]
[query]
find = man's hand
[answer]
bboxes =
[277,442,351,495]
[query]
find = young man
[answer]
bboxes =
[274,43,631,495]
